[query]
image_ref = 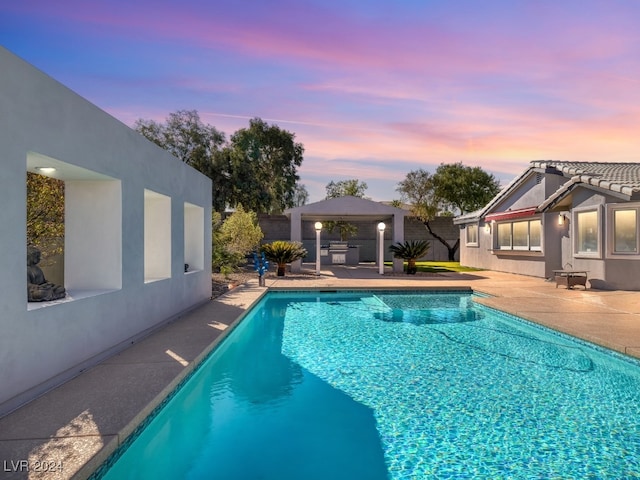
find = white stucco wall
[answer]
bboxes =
[459,225,547,278]
[458,167,640,289]
[457,170,564,278]
[0,47,212,415]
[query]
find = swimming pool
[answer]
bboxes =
[95,290,640,479]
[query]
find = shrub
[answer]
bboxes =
[212,206,263,274]
[260,241,307,276]
[389,240,431,274]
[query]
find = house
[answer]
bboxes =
[454,161,640,290]
[0,47,212,415]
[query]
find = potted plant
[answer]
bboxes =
[389,240,430,274]
[261,241,308,276]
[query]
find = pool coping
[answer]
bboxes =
[84,286,270,480]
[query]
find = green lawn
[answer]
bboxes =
[384,261,482,273]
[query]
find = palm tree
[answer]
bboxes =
[261,241,308,276]
[388,240,431,274]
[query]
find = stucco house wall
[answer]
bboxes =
[0,48,212,415]
[456,174,549,277]
[456,161,640,290]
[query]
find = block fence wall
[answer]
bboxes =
[257,214,459,262]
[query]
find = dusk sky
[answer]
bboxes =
[3,1,640,202]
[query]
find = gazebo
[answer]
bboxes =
[284,196,408,273]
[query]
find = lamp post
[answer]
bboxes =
[377,222,386,275]
[314,221,323,275]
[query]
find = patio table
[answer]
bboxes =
[553,270,588,289]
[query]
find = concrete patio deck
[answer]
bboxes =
[2,265,640,479]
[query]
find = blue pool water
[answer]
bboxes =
[97,291,640,479]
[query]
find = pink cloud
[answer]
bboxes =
[12,0,640,111]
[11,0,640,201]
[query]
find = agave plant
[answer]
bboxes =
[260,241,308,276]
[388,240,431,274]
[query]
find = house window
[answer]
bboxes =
[613,208,638,254]
[512,221,529,249]
[497,223,511,249]
[466,224,478,246]
[576,210,599,255]
[529,220,541,249]
[495,219,541,251]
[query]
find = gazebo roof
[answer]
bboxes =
[284,196,407,221]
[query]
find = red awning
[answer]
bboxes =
[484,207,538,222]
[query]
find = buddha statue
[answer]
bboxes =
[27,246,66,302]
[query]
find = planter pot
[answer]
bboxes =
[277,265,286,276]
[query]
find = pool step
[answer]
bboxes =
[361,295,392,312]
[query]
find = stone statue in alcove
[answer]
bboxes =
[27,246,66,302]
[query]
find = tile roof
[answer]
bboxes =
[454,160,640,224]
[532,161,640,196]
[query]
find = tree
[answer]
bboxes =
[292,183,309,207]
[326,221,358,242]
[134,109,225,169]
[134,110,231,212]
[397,163,500,261]
[135,112,305,213]
[325,179,368,199]
[323,179,368,241]
[212,206,263,274]
[228,118,304,214]
[26,172,64,263]
[433,162,501,214]
[219,205,263,258]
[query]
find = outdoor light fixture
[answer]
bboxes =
[377,222,386,275]
[558,212,569,226]
[314,222,323,275]
[35,167,56,174]
[484,222,491,234]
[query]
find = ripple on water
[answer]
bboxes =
[281,293,640,478]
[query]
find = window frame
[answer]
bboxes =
[465,223,479,247]
[573,206,602,259]
[606,203,640,258]
[492,216,543,253]
[512,220,530,250]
